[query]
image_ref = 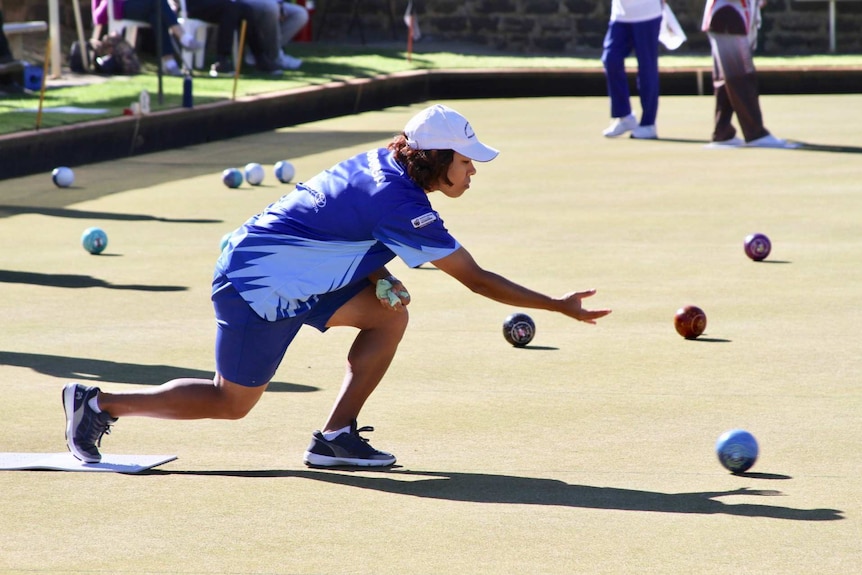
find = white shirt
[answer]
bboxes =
[611,0,663,23]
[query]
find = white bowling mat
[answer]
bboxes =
[0,452,176,473]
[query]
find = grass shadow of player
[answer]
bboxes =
[0,269,186,291]
[655,139,862,155]
[0,351,313,392]
[147,468,842,521]
[654,137,712,145]
[795,142,862,155]
[0,205,222,224]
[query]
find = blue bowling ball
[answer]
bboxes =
[716,429,758,474]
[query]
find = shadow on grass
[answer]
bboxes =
[0,351,312,391]
[145,468,843,521]
[0,205,221,223]
[0,269,187,291]
[657,137,862,155]
[797,142,862,154]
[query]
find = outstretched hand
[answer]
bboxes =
[558,289,611,324]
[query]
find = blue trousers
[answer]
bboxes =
[601,16,661,126]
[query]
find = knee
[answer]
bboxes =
[384,306,409,338]
[220,400,255,420]
[213,375,265,419]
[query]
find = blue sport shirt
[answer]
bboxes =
[215,148,461,321]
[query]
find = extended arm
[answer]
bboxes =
[432,247,611,324]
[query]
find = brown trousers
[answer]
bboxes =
[707,7,770,142]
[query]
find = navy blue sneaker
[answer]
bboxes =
[303,420,396,468]
[62,382,117,463]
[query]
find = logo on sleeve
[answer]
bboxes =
[411,212,437,228]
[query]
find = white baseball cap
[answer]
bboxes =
[404,104,499,162]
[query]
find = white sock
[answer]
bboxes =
[87,396,102,413]
[322,425,350,441]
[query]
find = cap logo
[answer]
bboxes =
[464,123,475,140]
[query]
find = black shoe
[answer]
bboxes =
[303,419,396,468]
[62,382,117,463]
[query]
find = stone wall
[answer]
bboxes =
[4,0,862,58]
[315,0,862,55]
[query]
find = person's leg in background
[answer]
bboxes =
[704,5,797,147]
[186,0,243,74]
[240,0,282,73]
[123,0,201,75]
[275,0,308,70]
[0,2,24,93]
[629,15,661,139]
[601,20,637,137]
[711,68,740,144]
[0,3,14,63]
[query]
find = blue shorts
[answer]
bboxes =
[212,274,370,387]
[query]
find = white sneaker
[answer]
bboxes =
[747,134,800,149]
[631,125,658,140]
[278,53,303,70]
[162,59,182,76]
[602,114,638,138]
[244,52,256,67]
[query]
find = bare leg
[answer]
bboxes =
[96,374,267,420]
[320,286,409,432]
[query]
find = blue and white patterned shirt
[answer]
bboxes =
[215,148,461,320]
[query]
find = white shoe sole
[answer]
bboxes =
[303,451,396,468]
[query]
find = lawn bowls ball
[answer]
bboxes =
[503,312,535,347]
[52,167,75,188]
[744,233,771,261]
[244,162,265,186]
[674,305,707,340]
[222,168,243,189]
[274,160,295,183]
[716,429,759,474]
[81,227,108,255]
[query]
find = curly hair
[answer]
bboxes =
[388,134,455,191]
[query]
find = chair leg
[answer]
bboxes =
[386,0,398,40]
[126,26,138,48]
[346,0,365,45]
[192,22,209,69]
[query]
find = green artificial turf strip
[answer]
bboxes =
[1,42,861,134]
